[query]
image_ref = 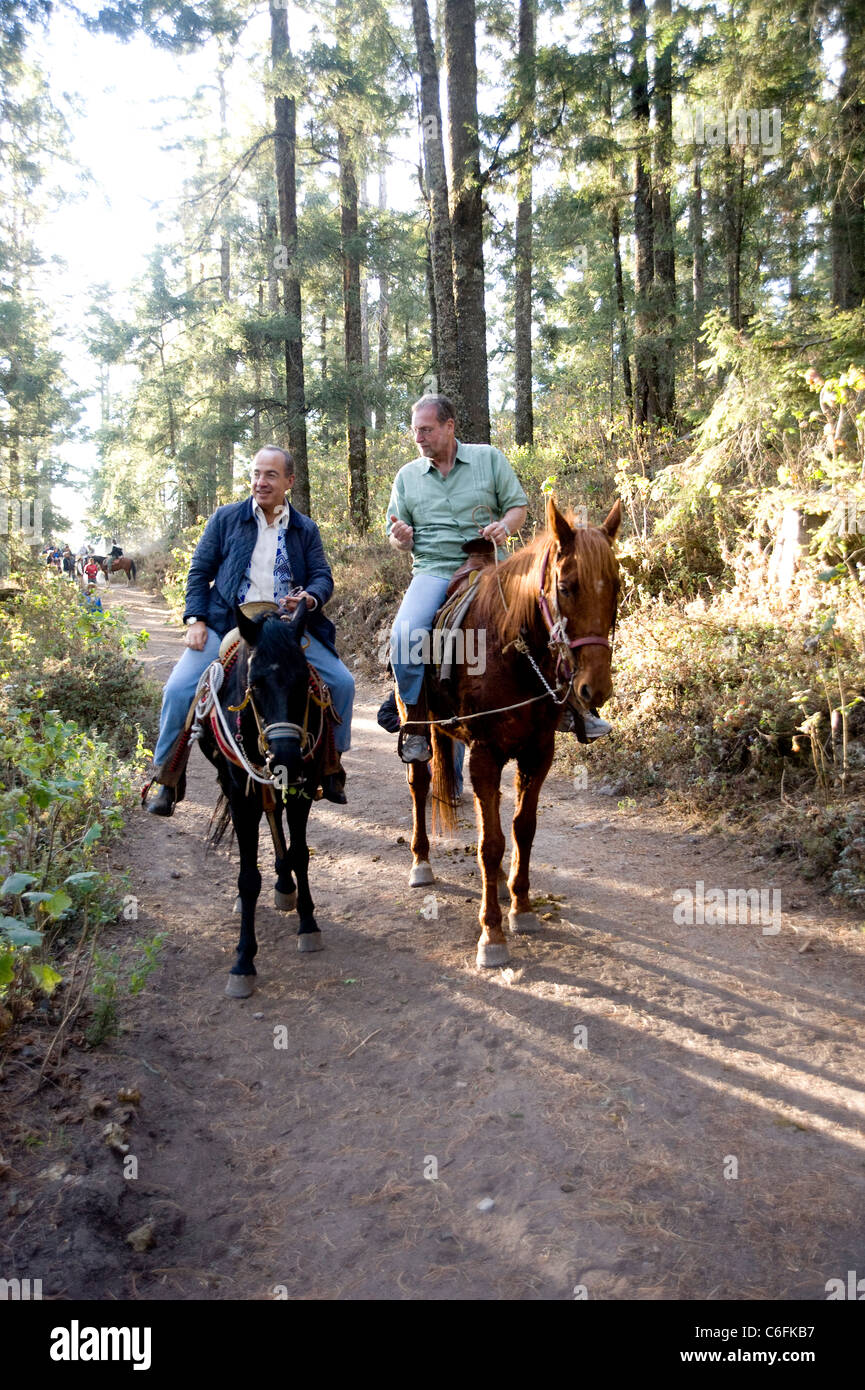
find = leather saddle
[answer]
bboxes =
[433,538,496,685]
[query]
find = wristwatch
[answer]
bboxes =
[185,616,201,626]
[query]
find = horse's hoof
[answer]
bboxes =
[476,940,510,968]
[498,875,510,902]
[297,931,324,953]
[225,973,255,998]
[409,863,434,888]
[508,910,541,934]
[274,888,297,912]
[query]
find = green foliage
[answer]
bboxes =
[0,566,160,755]
[565,588,865,901]
[86,932,166,1046]
[0,564,153,1026]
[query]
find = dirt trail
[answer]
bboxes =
[5,582,865,1301]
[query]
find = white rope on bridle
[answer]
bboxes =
[188,660,280,787]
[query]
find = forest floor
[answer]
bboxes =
[3,581,865,1301]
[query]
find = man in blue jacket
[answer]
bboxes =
[147,446,354,815]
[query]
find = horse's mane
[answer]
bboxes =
[473,512,619,646]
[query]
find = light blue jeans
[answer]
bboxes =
[153,628,355,766]
[390,573,465,794]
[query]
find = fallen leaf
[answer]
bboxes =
[102,1122,129,1155]
[126,1219,156,1252]
[37,1161,68,1182]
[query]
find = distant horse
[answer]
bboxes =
[197,602,329,998]
[103,556,136,584]
[402,496,621,967]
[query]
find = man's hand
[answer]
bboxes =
[482,520,511,546]
[184,620,208,651]
[280,590,317,613]
[388,515,414,551]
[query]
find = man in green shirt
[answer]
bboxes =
[386,395,612,763]
[386,391,617,761]
[386,396,526,762]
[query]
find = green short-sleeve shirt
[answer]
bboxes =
[385,441,528,577]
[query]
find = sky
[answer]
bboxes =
[32,5,276,542]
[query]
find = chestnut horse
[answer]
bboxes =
[103,555,136,584]
[402,497,621,967]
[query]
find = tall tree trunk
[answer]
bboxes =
[691,153,704,393]
[217,64,234,501]
[376,161,389,430]
[338,127,370,533]
[604,73,633,419]
[270,1,310,513]
[411,0,462,415]
[252,283,263,451]
[831,0,865,309]
[265,207,283,438]
[360,175,371,374]
[360,167,372,423]
[320,310,340,448]
[630,0,656,426]
[611,199,633,419]
[424,222,439,383]
[218,231,233,499]
[514,0,535,447]
[651,0,675,423]
[723,146,745,330]
[443,0,490,441]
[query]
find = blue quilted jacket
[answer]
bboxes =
[183,497,338,652]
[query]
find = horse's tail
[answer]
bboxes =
[130,559,136,580]
[430,725,459,836]
[207,792,233,848]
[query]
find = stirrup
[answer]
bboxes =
[399,731,432,763]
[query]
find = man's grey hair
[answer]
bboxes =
[411,395,456,425]
[254,444,295,476]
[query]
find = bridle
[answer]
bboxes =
[190,625,330,793]
[537,544,615,688]
[229,651,329,768]
[230,688,314,763]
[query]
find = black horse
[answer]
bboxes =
[199,602,327,998]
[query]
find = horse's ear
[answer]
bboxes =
[546,495,574,553]
[287,599,308,641]
[236,606,261,646]
[601,499,622,541]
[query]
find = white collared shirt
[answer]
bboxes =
[244,499,291,603]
